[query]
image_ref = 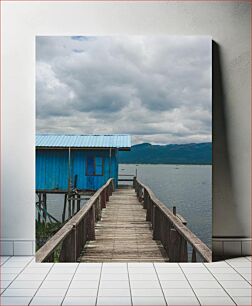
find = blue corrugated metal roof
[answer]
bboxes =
[36,134,131,149]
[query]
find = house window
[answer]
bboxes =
[86,157,104,176]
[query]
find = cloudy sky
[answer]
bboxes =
[36,36,211,144]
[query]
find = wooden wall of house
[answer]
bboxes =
[36,149,118,191]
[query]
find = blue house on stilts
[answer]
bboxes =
[36,134,131,192]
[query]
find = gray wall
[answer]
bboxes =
[1,1,250,258]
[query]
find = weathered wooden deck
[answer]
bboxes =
[79,187,168,262]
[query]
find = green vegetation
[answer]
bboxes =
[36,221,62,262]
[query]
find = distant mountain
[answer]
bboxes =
[118,142,212,165]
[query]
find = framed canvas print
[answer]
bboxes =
[35,36,212,263]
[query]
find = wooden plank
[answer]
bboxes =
[80,187,168,262]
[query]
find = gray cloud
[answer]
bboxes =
[36,36,212,144]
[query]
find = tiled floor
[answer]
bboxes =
[0,256,251,305]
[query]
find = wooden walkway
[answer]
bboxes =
[79,187,168,262]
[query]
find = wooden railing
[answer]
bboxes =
[133,177,212,262]
[36,178,114,262]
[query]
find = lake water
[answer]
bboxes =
[38,164,212,248]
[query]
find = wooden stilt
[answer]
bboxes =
[38,193,41,223]
[42,193,47,223]
[77,194,81,211]
[62,194,67,223]
[72,195,75,215]
[68,196,71,219]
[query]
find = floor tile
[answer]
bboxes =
[129,273,157,281]
[102,267,128,274]
[128,263,153,268]
[75,267,101,274]
[1,267,24,274]
[27,262,53,268]
[1,274,18,281]
[219,280,252,288]
[2,261,29,268]
[155,267,182,274]
[179,263,205,267]
[0,296,32,305]
[79,263,102,266]
[45,273,73,281]
[30,296,64,305]
[128,267,155,273]
[225,288,252,296]
[226,257,250,263]
[232,296,252,305]
[132,296,166,305]
[0,257,10,264]
[181,267,209,274]
[184,273,215,281]
[98,288,130,297]
[74,273,100,281]
[131,288,163,297]
[40,280,71,289]
[16,273,46,281]
[154,263,179,268]
[205,262,230,267]
[197,296,235,305]
[214,273,246,281]
[188,280,221,288]
[70,280,99,289]
[99,281,129,289]
[160,280,190,288]
[2,288,37,296]
[66,288,98,296]
[62,296,96,305]
[8,256,33,262]
[207,267,236,274]
[8,280,42,289]
[241,274,252,283]
[193,288,228,296]
[227,262,252,268]
[163,288,195,296]
[165,296,200,305]
[0,280,12,289]
[101,273,128,281]
[97,296,132,305]
[21,268,49,275]
[234,267,252,274]
[130,280,160,289]
[50,263,78,274]
[158,273,186,281]
[35,287,67,296]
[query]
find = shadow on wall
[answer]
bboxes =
[212,41,246,261]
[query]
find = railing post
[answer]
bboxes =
[97,198,102,221]
[146,195,151,221]
[133,176,136,189]
[73,223,77,261]
[180,237,188,262]
[77,194,81,212]
[152,204,156,232]
[106,187,109,202]
[153,207,161,240]
[143,189,147,209]
[169,228,181,262]
[111,179,115,192]
[101,190,106,208]
[87,205,95,240]
[192,248,197,262]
